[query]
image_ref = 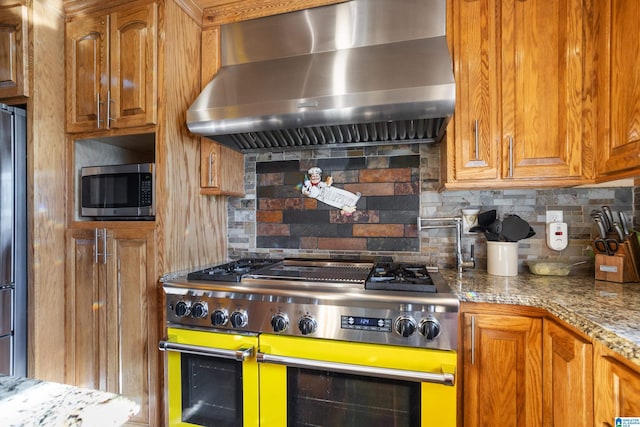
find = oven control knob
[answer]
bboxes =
[211,308,229,326]
[174,301,191,318]
[230,310,248,328]
[298,315,317,335]
[191,302,208,319]
[394,316,417,337]
[419,317,441,340]
[271,313,289,333]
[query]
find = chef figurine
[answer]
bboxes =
[301,166,361,215]
[302,167,333,199]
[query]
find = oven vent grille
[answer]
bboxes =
[213,118,446,151]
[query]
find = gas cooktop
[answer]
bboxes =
[166,258,459,350]
[186,258,449,294]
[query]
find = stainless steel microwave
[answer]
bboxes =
[81,163,155,219]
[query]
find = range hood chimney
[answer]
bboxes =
[187,0,455,151]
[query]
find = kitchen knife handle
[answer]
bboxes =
[619,211,631,236]
[602,206,614,231]
[594,216,608,239]
[612,222,625,242]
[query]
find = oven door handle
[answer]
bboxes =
[256,352,455,386]
[159,340,254,362]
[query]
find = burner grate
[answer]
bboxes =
[187,258,280,282]
[366,263,436,292]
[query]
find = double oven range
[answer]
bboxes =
[160,258,459,427]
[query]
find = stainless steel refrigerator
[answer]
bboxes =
[0,104,27,377]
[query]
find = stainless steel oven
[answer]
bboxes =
[160,259,459,427]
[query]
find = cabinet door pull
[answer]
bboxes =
[107,90,115,127]
[94,228,100,264]
[471,315,476,365]
[102,228,108,265]
[473,120,480,161]
[208,154,214,186]
[96,94,103,129]
[508,136,514,177]
[94,228,110,264]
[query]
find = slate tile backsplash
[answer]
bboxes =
[228,144,635,271]
[253,149,421,252]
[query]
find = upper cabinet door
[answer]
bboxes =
[0,5,29,99]
[65,2,157,133]
[597,0,640,179]
[449,0,501,182]
[65,14,108,133]
[501,0,586,180]
[109,3,157,130]
[446,0,594,188]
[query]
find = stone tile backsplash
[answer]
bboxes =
[228,143,634,272]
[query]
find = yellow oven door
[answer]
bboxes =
[258,334,457,427]
[163,328,259,427]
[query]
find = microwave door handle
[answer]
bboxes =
[256,352,455,386]
[159,340,254,362]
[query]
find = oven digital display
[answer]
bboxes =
[341,315,391,332]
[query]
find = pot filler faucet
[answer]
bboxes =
[417,217,476,274]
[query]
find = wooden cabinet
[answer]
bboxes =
[198,28,245,196]
[65,225,159,426]
[596,0,640,180]
[65,2,157,133]
[543,319,593,427]
[462,307,543,426]
[445,0,594,188]
[200,138,245,196]
[0,4,28,98]
[594,341,640,426]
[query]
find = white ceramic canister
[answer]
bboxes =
[487,241,519,276]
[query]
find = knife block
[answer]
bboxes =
[594,241,639,283]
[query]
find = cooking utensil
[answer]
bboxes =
[602,206,615,231]
[612,222,625,242]
[593,215,608,239]
[594,238,619,255]
[619,211,631,236]
[501,215,534,242]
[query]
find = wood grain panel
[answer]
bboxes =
[200,26,219,87]
[156,0,227,274]
[65,229,103,389]
[202,0,346,27]
[28,0,67,382]
[543,319,593,427]
[106,228,156,426]
[110,2,158,128]
[597,0,640,180]
[594,341,640,426]
[462,311,543,427]
[0,4,29,98]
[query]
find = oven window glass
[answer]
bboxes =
[181,353,243,427]
[287,368,421,427]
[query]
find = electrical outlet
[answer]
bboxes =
[546,210,563,223]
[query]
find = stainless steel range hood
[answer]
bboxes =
[186,0,455,151]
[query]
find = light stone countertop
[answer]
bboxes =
[441,269,640,366]
[0,375,139,426]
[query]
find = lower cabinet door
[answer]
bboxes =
[543,319,593,427]
[462,312,543,427]
[594,341,640,426]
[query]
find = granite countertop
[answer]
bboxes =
[442,269,640,366]
[0,375,139,426]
